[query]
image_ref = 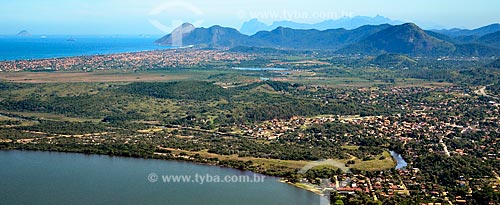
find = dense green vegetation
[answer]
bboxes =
[414,154,494,186]
[1,59,499,204]
[121,81,233,101]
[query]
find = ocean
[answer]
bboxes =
[0,35,169,61]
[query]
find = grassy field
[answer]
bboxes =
[1,111,101,122]
[347,151,396,171]
[159,147,395,172]
[0,70,201,83]
[0,69,452,90]
[0,69,283,83]
[159,147,309,170]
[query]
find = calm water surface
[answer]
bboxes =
[0,36,168,60]
[0,150,320,205]
[390,150,408,170]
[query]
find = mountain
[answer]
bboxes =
[430,25,500,50]
[477,31,500,48]
[240,15,403,35]
[425,30,457,43]
[250,24,391,49]
[157,23,391,49]
[433,23,500,37]
[155,23,195,46]
[451,35,480,44]
[453,44,500,57]
[157,22,500,56]
[155,23,252,47]
[240,19,271,36]
[16,30,31,37]
[338,23,456,55]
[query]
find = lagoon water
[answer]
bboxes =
[233,67,289,71]
[0,150,319,205]
[390,151,408,170]
[0,36,168,61]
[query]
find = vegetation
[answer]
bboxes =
[1,50,499,204]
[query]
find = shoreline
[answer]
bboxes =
[0,146,400,196]
[0,148,319,193]
[0,36,176,62]
[279,179,325,196]
[0,47,176,62]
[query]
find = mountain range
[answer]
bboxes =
[239,15,403,35]
[156,22,500,57]
[337,23,456,55]
[433,24,500,37]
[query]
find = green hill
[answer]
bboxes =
[371,53,417,68]
[338,23,456,55]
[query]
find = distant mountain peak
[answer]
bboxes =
[401,22,419,28]
[155,24,250,47]
[174,23,195,32]
[180,22,195,28]
[156,23,195,46]
[239,15,403,35]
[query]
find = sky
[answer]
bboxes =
[0,0,499,35]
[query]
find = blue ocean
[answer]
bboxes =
[0,35,168,61]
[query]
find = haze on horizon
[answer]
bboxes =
[1,0,499,35]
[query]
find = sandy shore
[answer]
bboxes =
[280,179,324,196]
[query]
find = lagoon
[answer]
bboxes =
[232,67,289,71]
[390,151,408,170]
[0,150,319,205]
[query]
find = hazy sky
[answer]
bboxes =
[1,0,499,35]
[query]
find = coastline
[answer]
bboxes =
[280,179,325,196]
[0,149,321,205]
[0,37,172,61]
[0,148,329,195]
[0,47,175,62]
[0,145,401,195]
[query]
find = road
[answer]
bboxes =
[439,137,451,157]
[365,176,377,201]
[474,85,499,100]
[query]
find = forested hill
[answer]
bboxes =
[156,23,500,57]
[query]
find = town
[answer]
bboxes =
[0,49,253,72]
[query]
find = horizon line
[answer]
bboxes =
[3,21,499,36]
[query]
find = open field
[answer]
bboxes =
[0,71,201,83]
[0,70,452,90]
[158,147,395,172]
[158,147,310,170]
[347,151,396,171]
[0,111,101,123]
